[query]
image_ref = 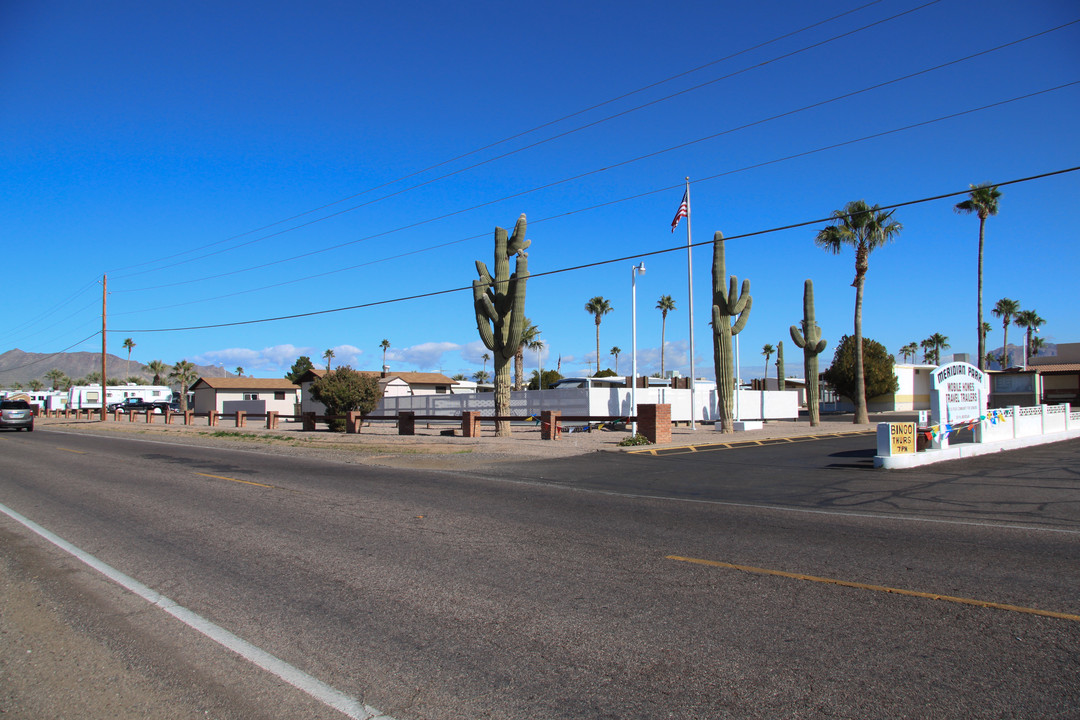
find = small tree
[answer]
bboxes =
[528,369,563,390]
[610,346,622,374]
[285,356,315,383]
[822,335,899,409]
[309,367,381,432]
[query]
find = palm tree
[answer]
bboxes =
[44,368,66,390]
[815,200,902,423]
[954,183,1002,371]
[900,342,919,363]
[29,379,44,391]
[1030,336,1046,358]
[761,344,775,384]
[146,360,169,385]
[235,367,244,377]
[472,370,490,383]
[991,298,1020,368]
[528,336,545,388]
[514,318,540,390]
[610,346,622,374]
[380,339,391,371]
[584,296,613,375]
[323,349,335,372]
[169,360,198,412]
[656,295,676,378]
[481,352,490,375]
[122,337,136,378]
[923,333,950,365]
[1014,310,1045,366]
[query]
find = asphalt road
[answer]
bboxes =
[1,428,1078,719]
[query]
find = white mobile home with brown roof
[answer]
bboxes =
[191,377,300,415]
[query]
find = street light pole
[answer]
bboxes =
[631,262,646,436]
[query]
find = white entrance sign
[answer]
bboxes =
[929,362,989,449]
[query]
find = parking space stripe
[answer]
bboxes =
[666,555,1080,622]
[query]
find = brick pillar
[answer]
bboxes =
[638,404,671,444]
[461,411,480,437]
[302,412,316,431]
[266,411,278,429]
[541,410,561,440]
[208,410,219,427]
[145,410,155,424]
[235,410,246,428]
[398,411,416,435]
[184,411,194,426]
[165,410,174,425]
[114,410,123,421]
[346,411,362,434]
[129,410,137,422]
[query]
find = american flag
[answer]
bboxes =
[671,189,689,232]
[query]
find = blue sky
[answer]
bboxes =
[2,0,1078,383]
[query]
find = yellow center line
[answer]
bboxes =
[666,555,1080,623]
[57,447,89,454]
[194,472,274,489]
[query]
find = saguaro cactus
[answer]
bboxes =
[711,231,752,433]
[777,341,785,391]
[473,214,530,437]
[790,279,827,426]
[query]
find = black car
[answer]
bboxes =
[111,398,172,414]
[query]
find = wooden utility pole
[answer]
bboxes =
[101,274,107,421]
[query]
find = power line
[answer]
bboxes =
[109,0,939,281]
[111,74,1080,308]
[114,166,1080,334]
[0,332,101,376]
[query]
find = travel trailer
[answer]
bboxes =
[67,384,174,410]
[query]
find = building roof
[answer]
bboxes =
[1032,363,1080,374]
[190,377,299,390]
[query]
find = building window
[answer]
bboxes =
[244,393,259,401]
[435,386,448,394]
[274,392,286,400]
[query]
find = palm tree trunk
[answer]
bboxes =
[977,218,986,370]
[514,347,524,390]
[660,315,667,377]
[595,320,601,375]
[853,276,868,424]
[1002,320,1010,368]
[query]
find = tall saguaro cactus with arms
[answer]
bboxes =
[711,232,752,433]
[790,279,827,427]
[473,214,530,437]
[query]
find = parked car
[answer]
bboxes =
[0,399,34,431]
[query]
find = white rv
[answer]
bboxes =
[67,384,174,410]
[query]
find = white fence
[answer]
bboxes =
[371,387,800,423]
[876,403,1079,469]
[980,404,1079,442]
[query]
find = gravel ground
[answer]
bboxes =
[32,412,891,471]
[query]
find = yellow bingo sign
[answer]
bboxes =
[889,422,915,455]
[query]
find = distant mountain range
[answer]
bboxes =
[0,349,228,388]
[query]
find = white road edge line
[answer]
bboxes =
[0,502,394,720]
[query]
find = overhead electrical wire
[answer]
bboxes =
[110,44,1080,302]
[113,166,1080,334]
[108,0,941,281]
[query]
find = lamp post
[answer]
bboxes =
[631,262,646,436]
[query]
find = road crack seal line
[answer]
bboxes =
[666,554,1080,622]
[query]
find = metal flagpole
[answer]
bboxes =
[684,178,696,430]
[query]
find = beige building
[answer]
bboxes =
[191,377,301,415]
[1028,342,1080,406]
